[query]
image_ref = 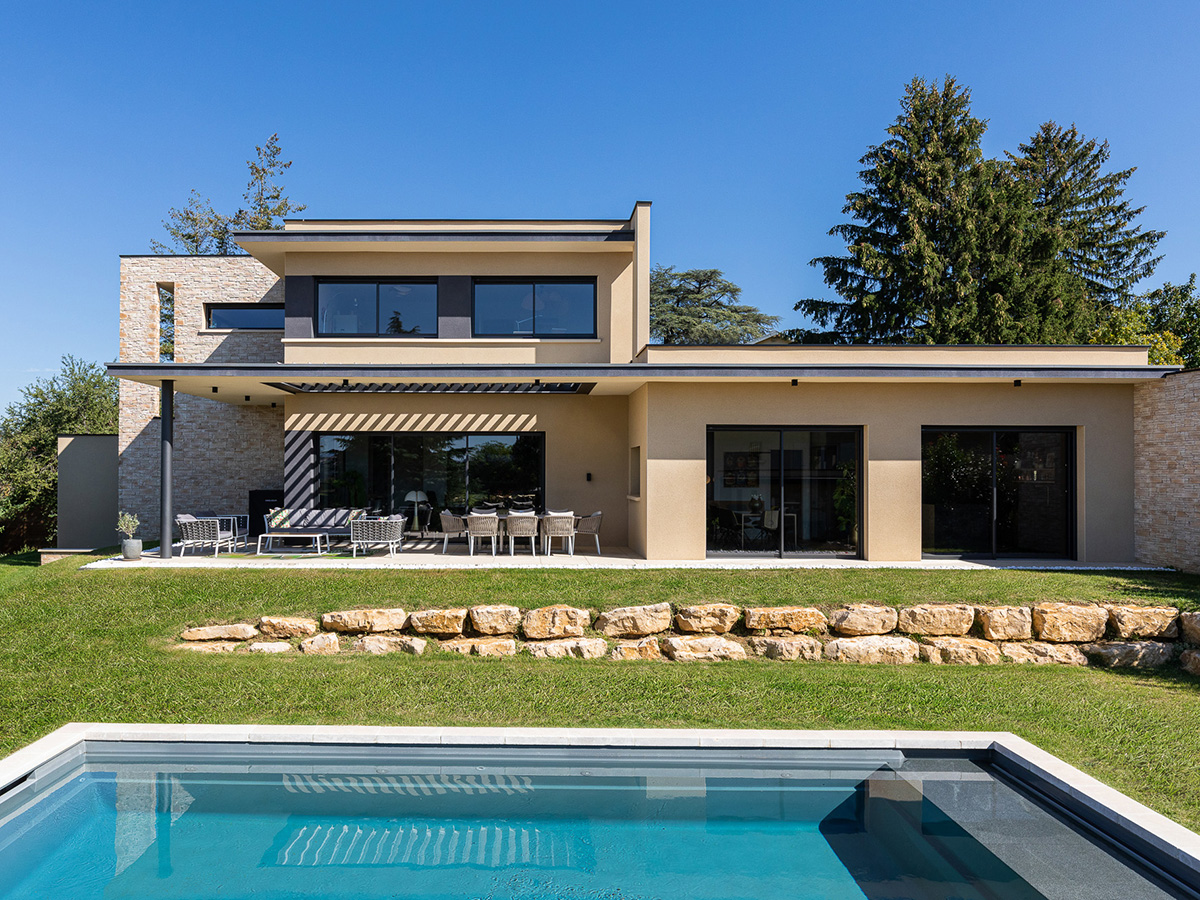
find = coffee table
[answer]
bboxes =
[257,531,330,555]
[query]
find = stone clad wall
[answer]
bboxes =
[1134,370,1200,572]
[118,256,285,536]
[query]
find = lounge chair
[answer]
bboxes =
[175,514,238,556]
[350,516,407,557]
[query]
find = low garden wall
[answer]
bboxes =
[178,601,1200,675]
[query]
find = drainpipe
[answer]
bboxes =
[160,380,173,559]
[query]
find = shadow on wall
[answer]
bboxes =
[120,396,286,539]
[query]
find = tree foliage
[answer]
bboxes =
[650,265,779,344]
[795,77,1160,347]
[1138,274,1200,367]
[1010,123,1164,307]
[150,134,305,255]
[0,357,118,548]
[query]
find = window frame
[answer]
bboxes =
[314,278,439,338]
[204,303,285,331]
[471,277,598,339]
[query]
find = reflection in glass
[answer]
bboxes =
[474,284,534,335]
[317,283,376,334]
[379,284,437,335]
[922,429,1072,557]
[207,305,285,329]
[474,282,595,337]
[921,431,994,556]
[535,282,595,335]
[317,433,545,527]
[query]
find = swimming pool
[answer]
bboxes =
[1,726,1197,899]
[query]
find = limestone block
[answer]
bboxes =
[408,608,468,636]
[594,603,672,638]
[1031,604,1107,642]
[177,641,240,653]
[258,616,319,639]
[248,641,291,654]
[1081,641,1174,668]
[181,623,257,642]
[321,609,408,634]
[823,636,918,664]
[898,605,975,636]
[919,637,1002,665]
[440,638,518,657]
[1182,612,1200,644]
[1182,649,1200,677]
[748,636,823,661]
[999,642,1087,666]
[610,638,663,660]
[743,606,827,633]
[474,638,518,658]
[829,605,898,636]
[469,605,522,635]
[977,607,1033,641]
[299,632,340,655]
[522,605,590,640]
[661,636,747,662]
[352,635,427,655]
[675,603,741,633]
[1106,605,1179,640]
[526,638,608,659]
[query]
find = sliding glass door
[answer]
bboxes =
[317,432,545,526]
[706,427,861,558]
[921,428,1073,558]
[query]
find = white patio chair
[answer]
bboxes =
[465,512,500,556]
[574,511,603,555]
[440,511,467,553]
[542,512,576,556]
[176,515,237,556]
[505,510,538,556]
[350,516,406,557]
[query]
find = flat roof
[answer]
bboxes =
[106,360,1177,405]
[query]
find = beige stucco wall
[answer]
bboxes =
[638,381,1136,562]
[282,250,636,365]
[56,435,118,548]
[285,392,630,548]
[1134,370,1200,571]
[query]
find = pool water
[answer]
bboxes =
[0,744,1191,899]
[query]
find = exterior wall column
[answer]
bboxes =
[160,381,173,558]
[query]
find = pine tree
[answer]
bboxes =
[1010,122,1164,306]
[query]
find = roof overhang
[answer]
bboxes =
[106,362,1179,406]
[233,227,635,276]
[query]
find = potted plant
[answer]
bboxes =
[116,512,141,560]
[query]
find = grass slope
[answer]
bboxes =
[0,556,1198,829]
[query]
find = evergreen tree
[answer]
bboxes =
[151,133,305,254]
[1010,122,1164,306]
[797,76,1002,343]
[796,77,1096,345]
[650,266,779,344]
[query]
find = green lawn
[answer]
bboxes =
[1,554,1198,830]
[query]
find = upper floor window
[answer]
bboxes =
[206,303,284,330]
[316,281,437,336]
[473,280,596,338]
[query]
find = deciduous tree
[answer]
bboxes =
[0,357,118,550]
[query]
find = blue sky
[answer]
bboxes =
[2,0,1198,407]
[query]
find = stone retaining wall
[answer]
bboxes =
[177,601,1200,674]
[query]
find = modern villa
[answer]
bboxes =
[105,202,1194,564]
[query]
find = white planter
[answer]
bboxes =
[121,539,142,560]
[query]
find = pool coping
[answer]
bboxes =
[3,724,1199,885]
